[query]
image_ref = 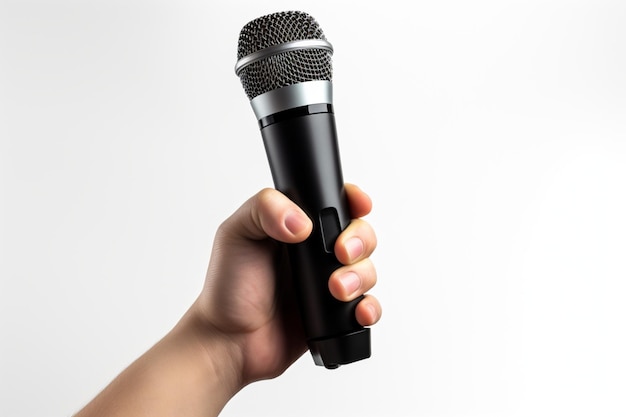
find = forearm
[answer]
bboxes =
[74,306,243,417]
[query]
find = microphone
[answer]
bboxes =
[234,11,371,369]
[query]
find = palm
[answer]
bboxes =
[202,230,306,383]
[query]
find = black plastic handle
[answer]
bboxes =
[260,108,370,368]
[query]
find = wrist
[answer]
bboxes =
[174,302,246,404]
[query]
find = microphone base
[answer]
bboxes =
[308,328,371,369]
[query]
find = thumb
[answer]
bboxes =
[220,188,313,243]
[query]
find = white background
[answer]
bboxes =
[1,1,625,416]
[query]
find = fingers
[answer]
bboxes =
[328,260,382,326]
[328,217,378,308]
[335,185,376,264]
[334,219,377,265]
[220,188,313,243]
[219,184,372,245]
[345,183,373,218]
[331,186,381,325]
[355,295,382,327]
[220,185,382,326]
[328,258,377,301]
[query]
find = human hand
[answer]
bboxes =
[74,184,381,417]
[191,184,382,386]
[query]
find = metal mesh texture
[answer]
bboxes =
[236,11,333,99]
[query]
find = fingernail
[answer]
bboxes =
[339,272,361,296]
[285,211,309,235]
[345,237,364,261]
[367,304,378,322]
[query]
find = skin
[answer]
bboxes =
[75,184,381,417]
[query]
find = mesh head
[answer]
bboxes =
[236,11,332,100]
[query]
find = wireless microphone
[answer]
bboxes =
[235,11,371,369]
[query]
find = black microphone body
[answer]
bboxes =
[235,11,371,369]
[262,107,369,368]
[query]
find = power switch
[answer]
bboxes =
[320,207,341,253]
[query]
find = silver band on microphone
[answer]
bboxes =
[235,39,333,76]
[250,80,333,120]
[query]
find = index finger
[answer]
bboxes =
[345,184,372,219]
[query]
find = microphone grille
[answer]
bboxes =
[236,11,332,100]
